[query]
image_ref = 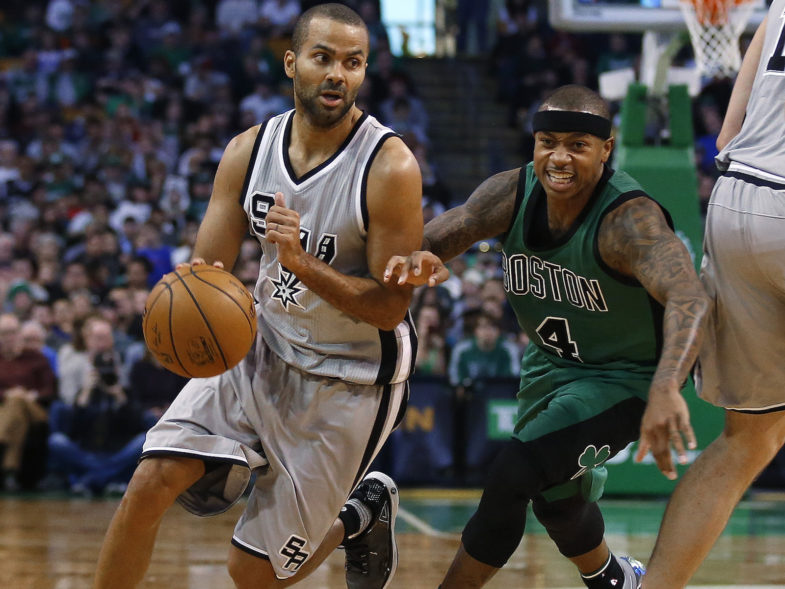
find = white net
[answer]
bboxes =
[679,0,757,78]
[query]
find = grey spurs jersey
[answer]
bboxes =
[716,0,785,183]
[241,110,417,385]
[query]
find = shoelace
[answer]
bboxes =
[345,540,371,574]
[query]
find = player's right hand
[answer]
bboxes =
[384,251,449,287]
[635,384,696,480]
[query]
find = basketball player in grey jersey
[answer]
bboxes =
[94,5,422,589]
[245,110,416,384]
[641,1,785,586]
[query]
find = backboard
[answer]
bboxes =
[548,0,770,33]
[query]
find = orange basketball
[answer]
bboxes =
[143,265,257,378]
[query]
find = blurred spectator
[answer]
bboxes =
[170,219,200,267]
[448,310,520,387]
[109,178,154,233]
[49,48,92,108]
[184,56,232,106]
[413,303,450,376]
[47,315,145,496]
[596,33,637,76]
[134,222,173,287]
[186,168,214,219]
[5,280,37,320]
[410,137,453,211]
[45,0,76,33]
[0,140,21,194]
[480,277,517,336]
[379,73,429,145]
[20,318,58,375]
[124,255,154,292]
[240,77,291,124]
[694,100,724,175]
[128,347,188,429]
[49,298,75,350]
[0,313,57,491]
[258,0,301,39]
[58,260,92,300]
[98,286,141,363]
[216,0,260,37]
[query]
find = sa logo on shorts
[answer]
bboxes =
[280,535,310,572]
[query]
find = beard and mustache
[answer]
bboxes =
[294,78,360,128]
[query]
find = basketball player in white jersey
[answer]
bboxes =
[640,1,785,586]
[93,5,422,589]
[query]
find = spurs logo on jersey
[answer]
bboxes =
[503,252,608,312]
[240,111,417,385]
[248,190,337,311]
[269,266,306,310]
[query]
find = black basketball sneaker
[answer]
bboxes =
[343,471,399,589]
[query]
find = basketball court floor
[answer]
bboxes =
[3,489,784,588]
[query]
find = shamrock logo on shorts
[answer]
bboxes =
[570,444,611,480]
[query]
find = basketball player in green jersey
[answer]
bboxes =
[385,84,709,589]
[642,1,785,586]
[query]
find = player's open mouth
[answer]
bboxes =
[546,170,574,185]
[320,92,343,106]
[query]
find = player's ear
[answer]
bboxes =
[284,50,296,79]
[601,136,615,162]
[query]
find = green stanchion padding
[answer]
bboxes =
[614,83,704,270]
[668,84,693,148]
[617,83,648,147]
[604,83,724,496]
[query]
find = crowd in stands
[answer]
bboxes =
[0,0,745,495]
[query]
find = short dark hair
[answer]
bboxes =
[539,85,610,119]
[291,3,367,54]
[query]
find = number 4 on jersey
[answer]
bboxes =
[535,317,582,362]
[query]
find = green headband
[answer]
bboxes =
[532,110,612,140]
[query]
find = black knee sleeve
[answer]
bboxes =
[531,494,605,558]
[461,440,545,568]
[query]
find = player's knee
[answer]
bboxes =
[126,457,204,513]
[532,495,604,557]
[723,412,785,469]
[482,440,542,502]
[461,441,542,567]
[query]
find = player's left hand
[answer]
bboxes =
[266,192,304,269]
[635,383,696,480]
[177,259,224,269]
[384,251,449,287]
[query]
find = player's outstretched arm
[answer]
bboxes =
[599,197,710,479]
[191,126,260,270]
[384,167,521,288]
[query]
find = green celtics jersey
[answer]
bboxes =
[502,163,669,380]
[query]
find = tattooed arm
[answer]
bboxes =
[599,197,710,479]
[384,168,520,286]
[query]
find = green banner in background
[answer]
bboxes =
[486,399,518,440]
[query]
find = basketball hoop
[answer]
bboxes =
[679,0,757,78]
